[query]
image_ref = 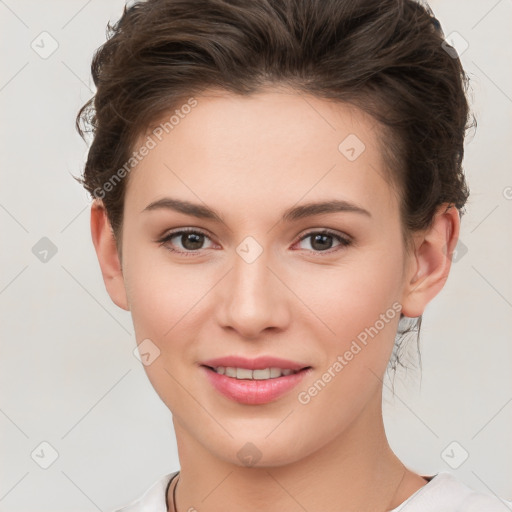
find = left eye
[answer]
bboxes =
[157,229,352,255]
[296,230,352,253]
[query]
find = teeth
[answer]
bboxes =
[213,366,299,380]
[236,368,252,379]
[225,366,236,377]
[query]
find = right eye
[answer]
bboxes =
[157,228,216,256]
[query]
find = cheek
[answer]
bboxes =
[292,263,403,433]
[291,247,405,390]
[296,248,403,334]
[122,248,210,406]
[122,242,211,337]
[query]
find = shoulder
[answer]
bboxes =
[110,471,179,512]
[394,471,512,512]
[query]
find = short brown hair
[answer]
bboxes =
[75,0,474,374]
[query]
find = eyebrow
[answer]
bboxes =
[141,197,371,222]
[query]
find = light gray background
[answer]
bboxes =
[0,0,511,510]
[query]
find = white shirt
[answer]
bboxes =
[112,470,511,512]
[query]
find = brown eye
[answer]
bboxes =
[296,230,352,254]
[176,232,205,251]
[158,229,214,255]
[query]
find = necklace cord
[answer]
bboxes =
[166,472,179,512]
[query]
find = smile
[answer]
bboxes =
[208,366,303,380]
[201,365,313,405]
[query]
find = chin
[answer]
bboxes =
[203,429,316,469]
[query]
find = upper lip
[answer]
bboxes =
[201,356,311,371]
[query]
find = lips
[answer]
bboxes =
[200,355,313,405]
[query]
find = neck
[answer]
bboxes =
[169,389,421,512]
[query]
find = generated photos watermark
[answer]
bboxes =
[92,97,198,201]
[297,301,402,405]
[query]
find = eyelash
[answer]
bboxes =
[156,227,353,257]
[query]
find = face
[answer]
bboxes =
[113,89,417,466]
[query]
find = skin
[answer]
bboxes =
[91,88,460,512]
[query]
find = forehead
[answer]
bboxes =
[125,89,398,224]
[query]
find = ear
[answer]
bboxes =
[400,203,460,318]
[90,199,130,311]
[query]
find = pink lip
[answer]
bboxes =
[201,355,309,371]
[200,364,313,406]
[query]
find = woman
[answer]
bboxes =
[75,0,509,510]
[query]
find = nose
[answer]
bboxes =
[215,245,290,340]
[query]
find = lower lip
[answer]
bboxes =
[201,366,312,405]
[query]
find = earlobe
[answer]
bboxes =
[400,203,460,318]
[90,199,130,311]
